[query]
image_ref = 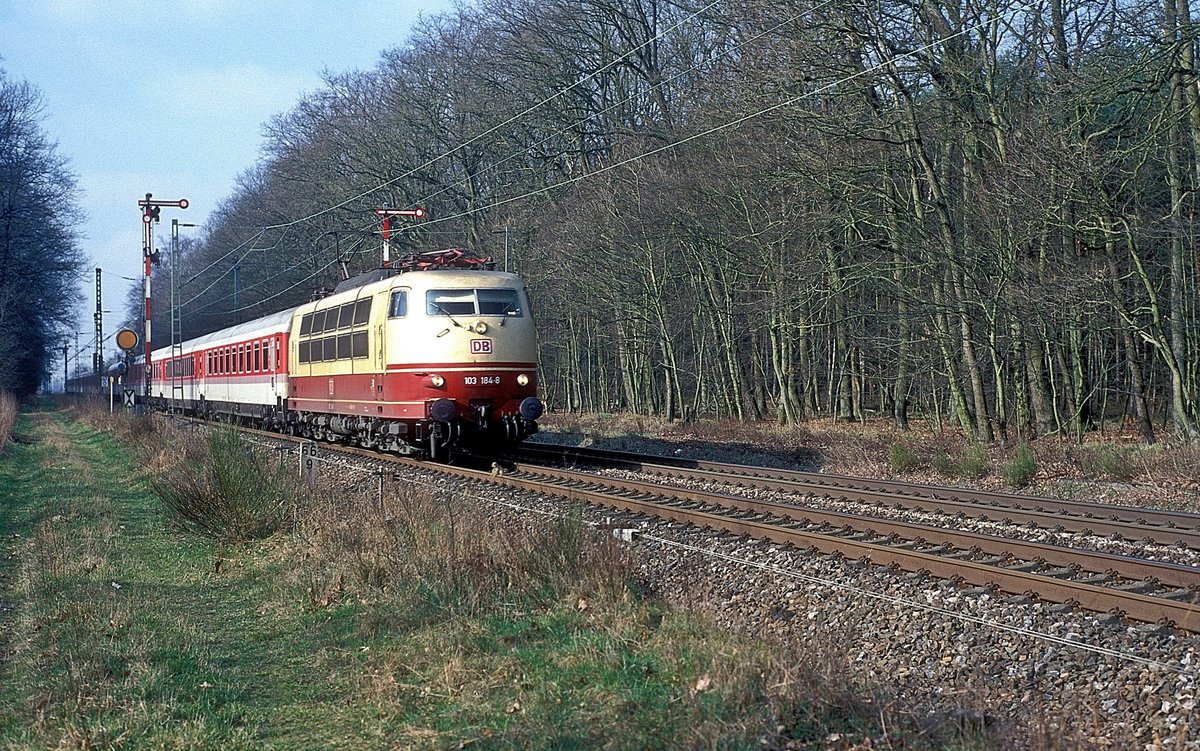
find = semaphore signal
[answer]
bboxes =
[136,193,188,406]
[373,207,426,267]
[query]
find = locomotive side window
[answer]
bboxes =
[388,290,407,318]
[296,299,374,363]
[353,298,371,325]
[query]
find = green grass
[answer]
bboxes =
[0,404,979,749]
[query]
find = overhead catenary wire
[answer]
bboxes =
[175,2,1034,322]
[173,2,847,316]
[387,1,1040,238]
[170,0,729,296]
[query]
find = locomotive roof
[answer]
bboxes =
[296,269,523,314]
[152,268,525,360]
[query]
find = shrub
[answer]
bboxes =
[957,443,989,479]
[1004,442,1037,488]
[931,452,956,476]
[888,442,920,473]
[931,442,989,480]
[150,427,299,542]
[1083,446,1136,483]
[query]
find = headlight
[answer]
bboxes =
[516,374,529,387]
[473,321,488,334]
[430,375,445,388]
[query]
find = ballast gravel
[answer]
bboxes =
[435,471,1200,749]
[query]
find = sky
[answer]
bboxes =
[0,0,453,371]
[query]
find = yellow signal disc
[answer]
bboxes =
[115,328,140,352]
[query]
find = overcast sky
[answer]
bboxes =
[0,0,453,366]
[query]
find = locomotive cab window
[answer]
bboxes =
[426,288,523,317]
[479,288,522,316]
[427,290,474,316]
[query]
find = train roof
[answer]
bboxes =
[150,308,293,360]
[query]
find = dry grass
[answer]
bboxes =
[282,459,877,747]
[539,412,1200,512]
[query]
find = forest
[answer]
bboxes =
[132,0,1200,443]
[0,71,85,398]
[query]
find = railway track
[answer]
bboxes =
[514,443,1200,549]
[187,420,1200,632]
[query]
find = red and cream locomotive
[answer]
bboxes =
[139,250,543,459]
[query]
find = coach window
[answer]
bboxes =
[254,342,261,372]
[388,290,407,318]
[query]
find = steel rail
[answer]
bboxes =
[516,444,1200,548]
[500,461,1200,593]
[480,464,1200,631]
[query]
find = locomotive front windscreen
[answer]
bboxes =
[426,288,523,317]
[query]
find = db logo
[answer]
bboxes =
[470,339,493,354]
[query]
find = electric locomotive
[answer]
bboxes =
[145,250,543,459]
